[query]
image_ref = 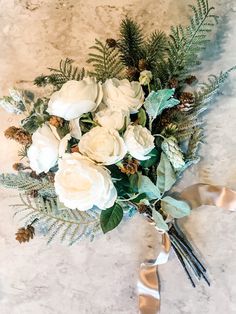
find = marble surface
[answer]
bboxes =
[0,0,236,313]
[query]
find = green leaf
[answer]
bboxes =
[144,89,179,119]
[132,193,147,204]
[156,152,176,193]
[129,173,139,193]
[140,148,159,168]
[138,174,161,200]
[100,203,123,233]
[152,210,168,231]
[137,108,147,127]
[161,196,191,218]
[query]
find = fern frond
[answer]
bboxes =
[0,172,56,198]
[193,66,236,114]
[158,0,218,85]
[12,194,101,245]
[118,17,145,67]
[87,39,124,82]
[34,58,85,89]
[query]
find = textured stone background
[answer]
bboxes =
[0,0,236,313]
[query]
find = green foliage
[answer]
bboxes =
[34,58,85,90]
[87,39,124,82]
[140,148,159,168]
[119,17,144,67]
[144,89,179,119]
[21,98,49,133]
[137,108,147,127]
[138,174,161,200]
[13,194,101,245]
[186,127,203,162]
[0,172,56,198]
[193,67,236,115]
[157,0,218,85]
[161,196,191,218]
[156,152,176,193]
[143,31,168,70]
[100,203,123,233]
[152,209,168,231]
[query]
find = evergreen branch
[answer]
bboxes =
[87,39,124,82]
[34,58,85,89]
[0,172,56,198]
[12,194,101,245]
[118,17,145,67]
[144,31,168,69]
[158,0,218,85]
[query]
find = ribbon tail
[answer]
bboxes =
[138,234,171,314]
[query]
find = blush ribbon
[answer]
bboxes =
[138,183,236,314]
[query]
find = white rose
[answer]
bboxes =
[27,124,59,174]
[124,125,155,160]
[69,117,82,139]
[27,125,71,174]
[102,78,144,114]
[95,107,129,130]
[47,78,103,120]
[79,126,127,165]
[54,153,117,210]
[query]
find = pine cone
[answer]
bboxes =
[15,225,35,243]
[138,203,149,214]
[12,163,26,171]
[49,116,63,128]
[119,158,139,175]
[126,67,139,80]
[177,92,195,112]
[168,78,179,89]
[106,38,117,48]
[185,75,197,85]
[138,59,148,71]
[5,126,32,145]
[70,144,79,153]
[28,189,38,198]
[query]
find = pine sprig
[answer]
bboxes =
[87,39,124,82]
[13,194,101,245]
[144,31,168,70]
[158,0,218,85]
[0,173,56,198]
[118,17,145,68]
[34,58,85,89]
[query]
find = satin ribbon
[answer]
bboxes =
[138,183,236,314]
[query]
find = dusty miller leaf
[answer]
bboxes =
[156,152,176,193]
[144,89,179,119]
[161,196,191,218]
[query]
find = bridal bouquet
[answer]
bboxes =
[0,0,235,310]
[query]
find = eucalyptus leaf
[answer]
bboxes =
[138,174,161,200]
[144,89,179,119]
[152,210,169,231]
[156,152,176,193]
[137,108,147,127]
[161,196,191,218]
[100,203,123,233]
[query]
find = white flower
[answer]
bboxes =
[27,125,60,174]
[102,78,144,114]
[54,153,117,210]
[47,78,103,120]
[139,70,153,86]
[69,117,82,139]
[27,124,71,174]
[124,125,155,160]
[95,107,129,130]
[79,126,127,165]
